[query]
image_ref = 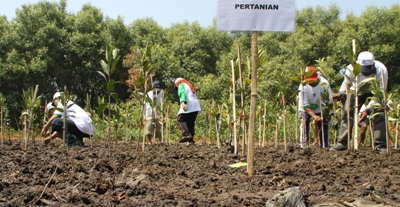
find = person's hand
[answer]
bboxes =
[313,115,322,122]
[331,93,342,101]
[44,137,52,145]
[359,110,368,123]
[41,127,48,136]
[181,102,188,111]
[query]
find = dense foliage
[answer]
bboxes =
[0,1,399,142]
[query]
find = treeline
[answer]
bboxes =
[0,1,399,130]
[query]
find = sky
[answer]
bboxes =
[0,0,399,28]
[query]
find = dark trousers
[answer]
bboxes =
[338,93,387,148]
[301,112,329,148]
[51,118,89,141]
[177,112,198,137]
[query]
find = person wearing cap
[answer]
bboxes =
[332,51,388,152]
[298,66,333,148]
[174,78,201,143]
[41,92,95,146]
[143,80,164,144]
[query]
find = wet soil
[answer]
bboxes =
[0,140,400,206]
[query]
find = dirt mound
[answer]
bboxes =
[0,141,399,206]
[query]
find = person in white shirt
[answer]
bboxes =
[143,80,164,144]
[41,92,95,146]
[174,78,201,143]
[332,51,389,153]
[298,66,333,148]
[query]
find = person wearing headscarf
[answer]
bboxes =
[174,78,201,143]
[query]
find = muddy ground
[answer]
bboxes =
[0,139,400,207]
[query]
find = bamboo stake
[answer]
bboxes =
[274,123,278,147]
[318,96,325,148]
[42,101,47,143]
[396,105,399,149]
[369,119,374,150]
[161,92,164,143]
[381,72,389,153]
[346,84,351,150]
[247,31,257,177]
[300,68,307,148]
[353,39,359,150]
[125,104,129,143]
[1,105,3,147]
[333,102,337,146]
[24,116,27,150]
[231,60,237,154]
[283,95,287,151]
[262,100,267,147]
[142,83,147,152]
[294,103,298,146]
[237,45,246,156]
[62,87,67,149]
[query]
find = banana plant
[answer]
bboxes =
[97,45,121,152]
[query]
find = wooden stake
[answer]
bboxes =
[382,72,390,153]
[231,60,237,154]
[247,31,257,177]
[353,39,359,150]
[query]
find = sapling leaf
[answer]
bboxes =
[288,75,301,83]
[304,70,314,79]
[107,80,115,92]
[110,93,119,101]
[358,83,371,95]
[96,72,106,83]
[112,48,119,60]
[110,55,120,74]
[137,76,145,86]
[100,60,109,75]
[352,64,361,77]
[97,103,107,116]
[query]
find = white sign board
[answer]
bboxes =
[217,0,295,32]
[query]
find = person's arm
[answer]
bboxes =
[333,69,352,101]
[178,84,188,111]
[41,114,58,136]
[305,108,322,122]
[177,84,187,103]
[44,131,61,144]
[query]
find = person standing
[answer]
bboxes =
[41,92,95,146]
[298,66,333,148]
[332,51,388,152]
[143,80,164,144]
[175,78,201,143]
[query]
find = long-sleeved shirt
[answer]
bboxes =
[177,83,201,115]
[339,61,388,113]
[298,76,333,114]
